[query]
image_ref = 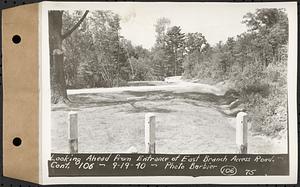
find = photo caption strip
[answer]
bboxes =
[49,154,288,177]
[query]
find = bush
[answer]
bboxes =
[181,8,288,138]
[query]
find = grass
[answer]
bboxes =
[51,85,287,154]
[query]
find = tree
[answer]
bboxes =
[154,17,171,47]
[150,47,169,80]
[183,32,209,78]
[185,32,207,54]
[97,12,130,86]
[62,10,132,88]
[63,11,94,88]
[180,8,289,137]
[164,26,185,76]
[150,18,171,79]
[49,10,89,104]
[242,9,288,66]
[121,39,151,80]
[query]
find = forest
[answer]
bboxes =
[49,8,288,138]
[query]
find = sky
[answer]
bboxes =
[104,3,260,49]
[57,2,290,49]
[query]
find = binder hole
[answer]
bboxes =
[13,137,22,146]
[12,35,21,44]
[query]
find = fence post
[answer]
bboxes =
[236,112,248,154]
[145,113,156,154]
[68,111,78,153]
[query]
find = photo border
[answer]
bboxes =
[38,1,298,185]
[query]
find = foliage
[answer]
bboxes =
[63,10,158,88]
[182,8,288,137]
[163,26,186,76]
[61,8,288,137]
[63,11,130,88]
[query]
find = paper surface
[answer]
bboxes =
[2,4,39,183]
[1,1,298,185]
[40,1,298,184]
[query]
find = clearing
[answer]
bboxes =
[51,77,287,154]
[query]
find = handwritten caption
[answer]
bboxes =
[48,154,288,177]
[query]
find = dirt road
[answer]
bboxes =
[51,77,287,154]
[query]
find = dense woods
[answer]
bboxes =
[59,11,210,88]
[50,8,288,138]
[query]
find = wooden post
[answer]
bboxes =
[68,111,78,153]
[145,113,156,154]
[127,146,138,153]
[236,112,248,154]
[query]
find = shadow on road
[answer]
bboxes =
[52,89,241,118]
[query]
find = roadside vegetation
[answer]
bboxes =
[181,9,288,138]
[51,8,288,139]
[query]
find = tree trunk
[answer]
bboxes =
[49,11,69,104]
[52,49,69,103]
[49,10,89,104]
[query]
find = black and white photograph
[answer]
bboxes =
[41,1,297,184]
[49,3,290,154]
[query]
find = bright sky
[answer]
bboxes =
[105,3,262,49]
[53,2,291,49]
